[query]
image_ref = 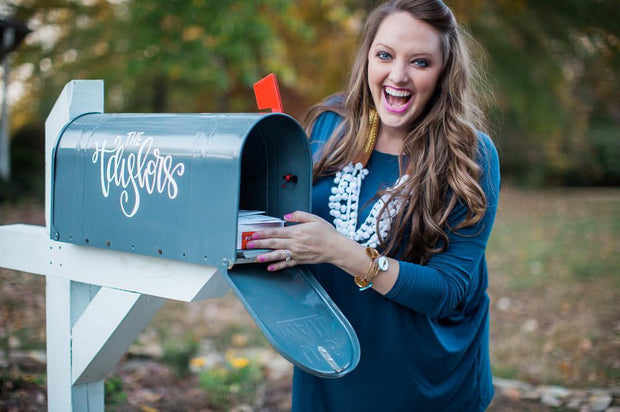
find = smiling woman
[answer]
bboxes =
[247,1,500,411]
[367,12,444,150]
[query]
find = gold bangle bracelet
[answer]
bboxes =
[354,247,380,290]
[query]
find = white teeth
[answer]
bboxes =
[385,87,411,98]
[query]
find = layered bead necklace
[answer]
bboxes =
[328,165,408,247]
[327,108,408,248]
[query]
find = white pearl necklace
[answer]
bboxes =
[328,162,408,248]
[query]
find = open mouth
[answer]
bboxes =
[382,86,413,113]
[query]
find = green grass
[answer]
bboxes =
[487,187,619,387]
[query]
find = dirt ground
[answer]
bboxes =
[1,290,597,412]
[0,352,565,412]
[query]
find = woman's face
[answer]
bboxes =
[367,12,444,139]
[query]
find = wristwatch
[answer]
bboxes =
[377,256,389,272]
[354,247,388,291]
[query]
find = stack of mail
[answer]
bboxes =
[237,210,285,249]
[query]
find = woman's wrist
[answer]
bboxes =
[328,235,368,272]
[327,235,399,295]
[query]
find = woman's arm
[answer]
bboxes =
[251,108,500,319]
[386,134,501,318]
[250,133,500,319]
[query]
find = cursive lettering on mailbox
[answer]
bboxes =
[91,131,185,217]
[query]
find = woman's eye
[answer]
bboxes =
[377,51,392,60]
[413,58,429,68]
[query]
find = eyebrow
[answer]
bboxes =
[372,42,438,58]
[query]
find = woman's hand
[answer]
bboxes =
[247,210,399,295]
[245,211,344,271]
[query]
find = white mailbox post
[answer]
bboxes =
[0,80,230,410]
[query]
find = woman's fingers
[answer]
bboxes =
[245,211,340,270]
[284,210,318,224]
[255,248,288,262]
[249,210,320,243]
[254,248,295,271]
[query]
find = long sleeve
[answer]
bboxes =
[308,110,342,161]
[385,133,500,318]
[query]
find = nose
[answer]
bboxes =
[388,60,410,85]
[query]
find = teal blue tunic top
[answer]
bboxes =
[292,111,500,412]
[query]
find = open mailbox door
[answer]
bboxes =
[228,264,360,378]
[49,87,360,378]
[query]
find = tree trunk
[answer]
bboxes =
[152,74,168,113]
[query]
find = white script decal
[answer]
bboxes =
[91,131,186,218]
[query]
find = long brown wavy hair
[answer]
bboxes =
[305,0,490,264]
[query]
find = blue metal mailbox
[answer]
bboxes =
[51,112,311,268]
[48,86,360,379]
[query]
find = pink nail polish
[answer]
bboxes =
[267,265,274,272]
[284,214,292,220]
[251,232,261,240]
[257,255,265,263]
[246,241,255,249]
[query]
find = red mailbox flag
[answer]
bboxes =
[253,73,283,113]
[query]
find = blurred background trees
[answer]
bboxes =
[0,0,618,200]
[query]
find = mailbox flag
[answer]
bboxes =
[254,73,283,113]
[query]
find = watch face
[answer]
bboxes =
[378,256,389,271]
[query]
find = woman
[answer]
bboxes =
[246,0,500,410]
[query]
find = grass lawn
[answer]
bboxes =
[486,187,619,387]
[0,185,618,409]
